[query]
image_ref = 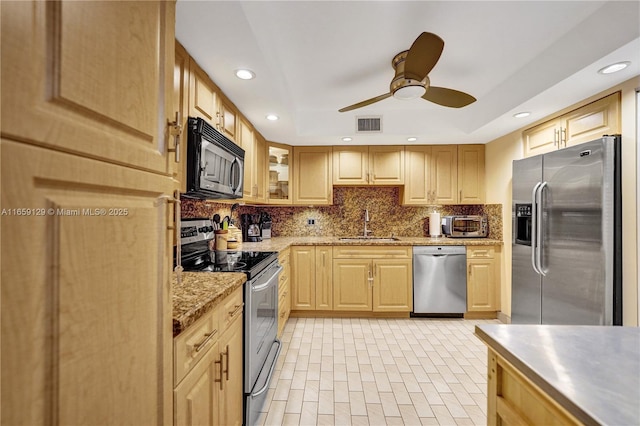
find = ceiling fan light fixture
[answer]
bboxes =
[597,61,630,75]
[513,112,531,118]
[235,69,255,80]
[393,85,427,100]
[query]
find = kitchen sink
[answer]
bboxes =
[338,236,400,242]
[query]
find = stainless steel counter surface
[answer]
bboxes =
[475,324,640,425]
[235,236,502,252]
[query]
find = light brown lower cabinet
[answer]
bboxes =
[332,246,413,313]
[290,246,333,310]
[487,348,580,425]
[278,248,291,337]
[466,246,501,315]
[174,287,244,426]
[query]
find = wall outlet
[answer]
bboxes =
[307,218,316,225]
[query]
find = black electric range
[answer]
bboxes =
[179,218,277,280]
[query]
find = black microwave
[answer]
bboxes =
[185,117,244,199]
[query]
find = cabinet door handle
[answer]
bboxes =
[459,190,462,203]
[168,111,182,163]
[215,353,224,390]
[554,129,559,147]
[561,127,567,147]
[162,190,182,283]
[223,344,230,381]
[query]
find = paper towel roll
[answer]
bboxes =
[429,212,441,237]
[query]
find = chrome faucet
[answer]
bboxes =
[363,209,372,237]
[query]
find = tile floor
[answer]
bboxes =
[257,317,500,426]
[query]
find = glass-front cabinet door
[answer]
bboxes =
[266,142,292,204]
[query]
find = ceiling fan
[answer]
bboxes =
[338,32,476,112]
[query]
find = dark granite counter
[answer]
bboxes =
[172,271,246,337]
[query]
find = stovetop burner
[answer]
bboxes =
[178,218,279,280]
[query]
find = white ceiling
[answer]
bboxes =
[176,1,640,146]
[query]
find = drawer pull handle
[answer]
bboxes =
[223,345,230,381]
[228,303,244,318]
[193,329,217,352]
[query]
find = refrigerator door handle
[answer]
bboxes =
[531,182,542,275]
[536,182,548,276]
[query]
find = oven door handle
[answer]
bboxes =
[251,266,283,292]
[250,339,282,398]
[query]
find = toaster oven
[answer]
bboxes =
[441,215,488,238]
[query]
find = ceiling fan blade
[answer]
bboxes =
[422,86,476,108]
[404,32,444,81]
[338,93,392,112]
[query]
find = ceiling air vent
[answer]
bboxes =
[356,116,382,133]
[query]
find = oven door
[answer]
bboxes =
[199,139,243,197]
[244,262,281,389]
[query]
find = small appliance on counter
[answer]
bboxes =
[260,211,272,239]
[429,212,442,237]
[441,215,488,238]
[241,213,262,242]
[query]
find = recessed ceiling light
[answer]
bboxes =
[407,137,417,142]
[342,137,352,142]
[235,69,255,80]
[597,61,630,75]
[513,112,531,118]
[266,114,279,121]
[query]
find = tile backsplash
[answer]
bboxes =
[182,186,502,240]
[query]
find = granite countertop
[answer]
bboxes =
[172,271,246,337]
[236,236,503,252]
[475,324,640,426]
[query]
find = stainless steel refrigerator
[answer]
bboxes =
[511,136,622,325]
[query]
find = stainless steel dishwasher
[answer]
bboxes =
[412,246,467,316]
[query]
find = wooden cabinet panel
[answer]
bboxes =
[523,92,621,157]
[174,341,220,426]
[333,146,369,185]
[487,349,581,425]
[458,145,485,204]
[373,259,413,312]
[564,92,620,147]
[240,119,255,200]
[218,315,243,426]
[467,246,500,312]
[315,247,333,310]
[431,145,458,204]
[1,1,175,175]
[219,98,238,142]
[174,41,191,191]
[1,141,174,425]
[369,146,404,184]
[333,146,404,185]
[278,249,291,336]
[254,133,266,202]
[523,119,560,157]
[291,246,316,310]
[332,259,372,311]
[403,146,432,205]
[293,147,333,205]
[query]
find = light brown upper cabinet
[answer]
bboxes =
[403,145,484,205]
[218,95,238,142]
[333,146,405,185]
[239,119,265,202]
[458,145,485,204]
[293,146,333,205]
[174,42,191,191]
[266,141,292,204]
[523,92,620,157]
[188,58,239,146]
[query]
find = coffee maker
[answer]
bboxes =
[240,213,262,242]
